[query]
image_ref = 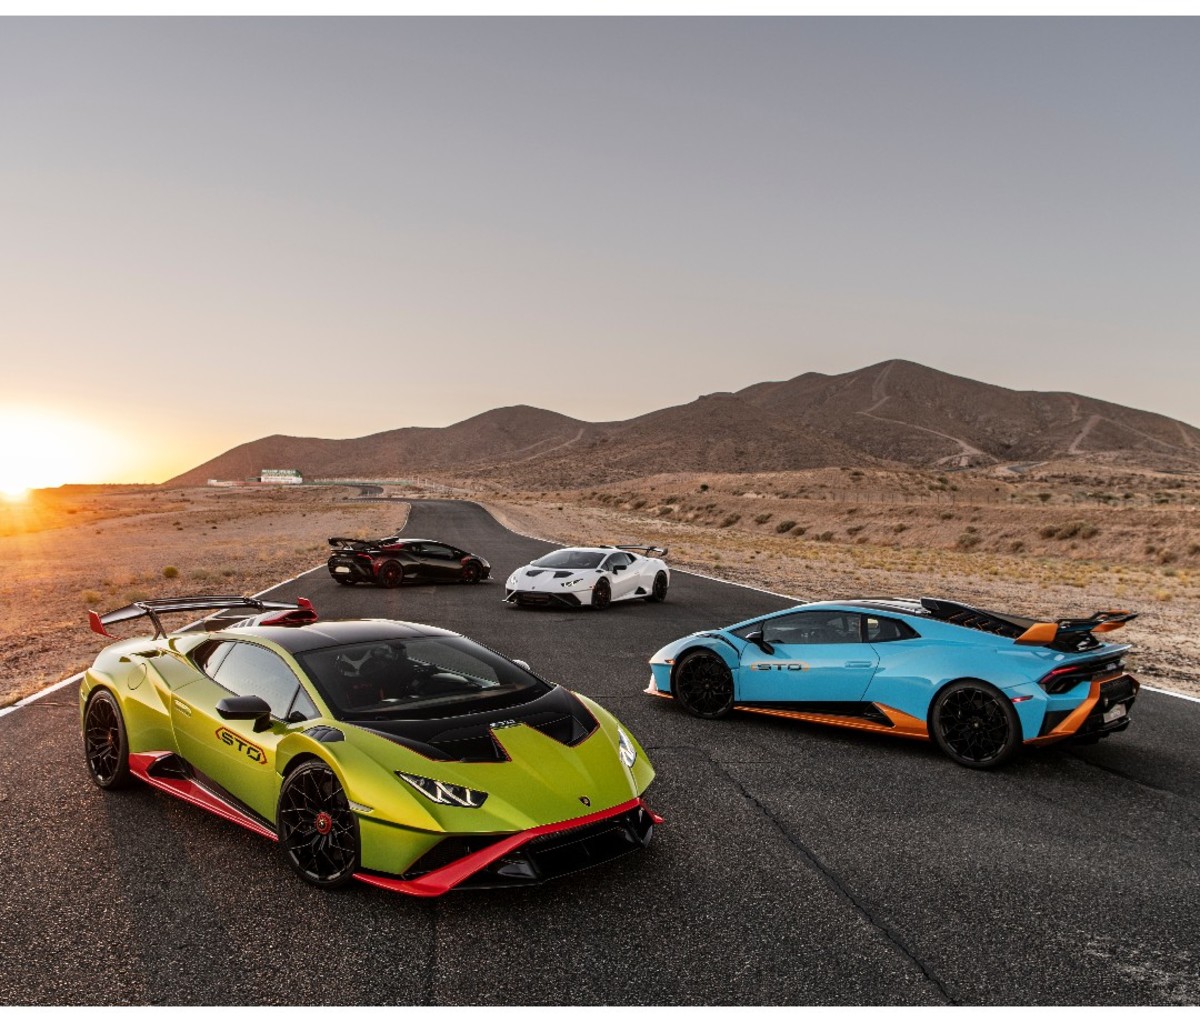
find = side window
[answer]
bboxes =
[192,639,234,676]
[762,611,863,645]
[865,615,919,642]
[287,685,321,722]
[606,552,634,570]
[425,544,456,561]
[212,642,302,719]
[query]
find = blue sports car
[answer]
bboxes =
[646,598,1140,768]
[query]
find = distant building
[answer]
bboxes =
[259,468,303,484]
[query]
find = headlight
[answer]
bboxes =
[561,577,583,588]
[507,573,519,586]
[397,772,488,808]
[617,727,637,768]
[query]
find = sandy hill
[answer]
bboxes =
[486,394,874,488]
[738,360,1200,470]
[166,361,1200,487]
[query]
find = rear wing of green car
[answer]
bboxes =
[88,595,316,639]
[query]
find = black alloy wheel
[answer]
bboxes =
[647,571,668,602]
[378,561,404,589]
[277,761,360,888]
[591,577,612,611]
[931,680,1020,768]
[84,689,131,789]
[673,651,735,719]
[461,561,481,584]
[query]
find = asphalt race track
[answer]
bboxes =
[2,499,1199,1005]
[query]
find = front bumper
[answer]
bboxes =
[355,798,661,897]
[504,588,584,608]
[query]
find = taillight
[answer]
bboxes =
[1038,659,1123,695]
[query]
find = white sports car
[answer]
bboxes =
[504,546,670,610]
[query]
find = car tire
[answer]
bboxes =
[930,679,1021,769]
[277,760,360,889]
[591,577,612,611]
[646,572,668,603]
[673,650,735,719]
[83,689,132,790]
[378,562,404,589]
[461,561,482,584]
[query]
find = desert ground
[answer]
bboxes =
[0,485,407,707]
[2,466,1197,709]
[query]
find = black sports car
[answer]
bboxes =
[326,537,491,588]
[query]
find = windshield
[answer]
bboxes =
[531,549,604,569]
[294,636,550,721]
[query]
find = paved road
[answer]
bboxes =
[2,499,1198,1005]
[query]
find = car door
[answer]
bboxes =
[603,551,640,599]
[737,610,879,704]
[420,542,461,581]
[184,640,315,820]
[171,639,241,787]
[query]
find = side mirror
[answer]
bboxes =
[217,694,273,733]
[612,564,626,573]
[744,629,775,655]
[512,658,531,672]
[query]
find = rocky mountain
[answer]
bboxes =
[166,361,1200,487]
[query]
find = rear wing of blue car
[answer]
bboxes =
[1013,610,1138,647]
[89,596,316,639]
[919,598,1136,652]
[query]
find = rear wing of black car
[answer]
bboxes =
[328,536,395,550]
[610,545,669,558]
[88,596,316,639]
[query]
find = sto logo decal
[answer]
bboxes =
[216,727,268,764]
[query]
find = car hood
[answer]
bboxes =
[330,690,652,834]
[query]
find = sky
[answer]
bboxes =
[1,17,1197,483]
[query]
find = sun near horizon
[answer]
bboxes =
[0,407,135,498]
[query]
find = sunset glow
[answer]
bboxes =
[0,408,118,495]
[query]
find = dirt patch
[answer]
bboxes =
[0,486,409,707]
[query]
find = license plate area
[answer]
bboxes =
[1103,703,1127,724]
[334,566,351,573]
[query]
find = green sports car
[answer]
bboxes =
[81,596,658,895]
